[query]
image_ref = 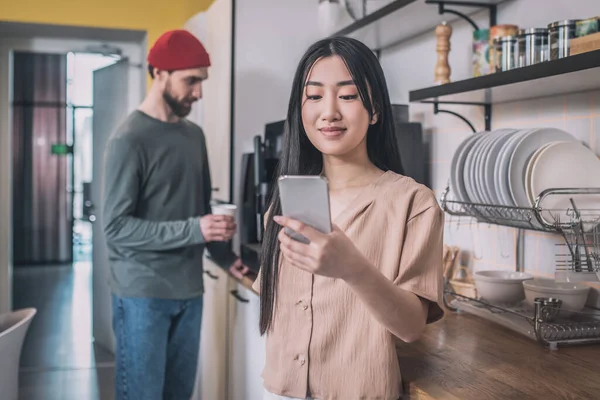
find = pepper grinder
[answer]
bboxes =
[434,22,452,85]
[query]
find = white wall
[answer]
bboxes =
[232,0,322,217]
[227,0,600,306]
[379,0,600,304]
[189,0,233,204]
[0,34,145,313]
[185,12,208,137]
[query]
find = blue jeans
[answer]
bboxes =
[111,294,203,400]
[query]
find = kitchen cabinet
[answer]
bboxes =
[192,256,230,400]
[191,256,264,400]
[228,281,266,400]
[185,0,268,396]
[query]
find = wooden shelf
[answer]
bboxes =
[409,49,600,105]
[331,0,506,51]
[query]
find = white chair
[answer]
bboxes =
[0,308,37,400]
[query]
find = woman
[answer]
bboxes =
[252,36,444,400]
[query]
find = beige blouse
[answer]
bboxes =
[253,171,445,400]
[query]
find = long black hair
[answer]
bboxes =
[259,36,404,335]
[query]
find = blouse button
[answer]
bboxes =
[297,300,309,310]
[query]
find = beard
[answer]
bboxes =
[162,86,192,118]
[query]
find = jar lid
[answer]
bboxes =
[491,24,519,30]
[548,20,581,29]
[473,29,490,41]
[499,35,517,42]
[517,28,548,36]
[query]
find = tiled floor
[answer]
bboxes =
[13,262,115,400]
[18,367,114,400]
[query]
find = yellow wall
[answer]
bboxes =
[0,0,215,53]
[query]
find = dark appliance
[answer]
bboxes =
[239,120,285,272]
[395,122,429,188]
[391,104,429,188]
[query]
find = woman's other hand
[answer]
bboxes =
[273,215,366,281]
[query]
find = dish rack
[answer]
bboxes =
[440,185,600,277]
[440,185,600,347]
[447,293,600,349]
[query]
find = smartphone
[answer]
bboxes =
[277,175,332,244]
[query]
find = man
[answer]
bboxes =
[102,29,248,400]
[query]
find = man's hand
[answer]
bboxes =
[200,214,237,242]
[229,258,251,279]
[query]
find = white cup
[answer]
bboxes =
[212,204,237,218]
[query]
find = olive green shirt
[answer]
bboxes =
[102,110,236,299]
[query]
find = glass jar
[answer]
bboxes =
[547,20,580,60]
[494,35,517,72]
[472,29,491,77]
[489,24,519,73]
[517,28,548,67]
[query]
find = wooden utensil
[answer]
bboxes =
[443,245,459,281]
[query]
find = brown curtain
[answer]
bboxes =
[12,51,71,265]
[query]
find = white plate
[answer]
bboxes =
[485,129,518,205]
[477,133,497,204]
[463,133,487,203]
[524,141,563,206]
[451,134,480,202]
[471,133,494,203]
[508,128,577,208]
[478,129,514,204]
[524,144,548,206]
[530,141,600,222]
[475,133,497,204]
[495,129,533,206]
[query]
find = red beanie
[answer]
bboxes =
[147,29,211,71]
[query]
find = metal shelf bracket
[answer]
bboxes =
[425,0,498,31]
[430,101,491,133]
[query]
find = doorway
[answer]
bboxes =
[0,24,146,399]
[11,51,71,266]
[10,49,119,380]
[68,52,119,264]
[9,54,118,385]
[11,51,117,267]
[0,23,147,316]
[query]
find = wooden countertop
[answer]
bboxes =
[397,311,600,399]
[232,270,600,399]
[227,269,259,295]
[205,252,259,295]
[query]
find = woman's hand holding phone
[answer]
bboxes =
[273,215,367,281]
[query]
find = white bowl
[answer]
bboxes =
[523,278,590,311]
[473,271,534,303]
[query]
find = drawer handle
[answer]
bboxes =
[204,270,219,280]
[230,290,249,303]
